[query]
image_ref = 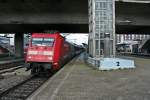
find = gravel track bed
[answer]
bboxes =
[0,68,31,95]
[0,75,31,94]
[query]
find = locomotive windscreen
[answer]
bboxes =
[32,38,55,46]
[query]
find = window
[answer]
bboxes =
[32,38,54,46]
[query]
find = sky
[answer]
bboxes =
[65,34,88,45]
[0,34,14,45]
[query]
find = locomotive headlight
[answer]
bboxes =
[28,56,32,59]
[28,51,38,55]
[48,56,53,60]
[43,51,53,56]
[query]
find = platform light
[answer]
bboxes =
[117,20,132,23]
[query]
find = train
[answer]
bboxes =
[25,32,83,74]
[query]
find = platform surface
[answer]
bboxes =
[28,54,150,100]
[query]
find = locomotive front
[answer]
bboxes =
[25,33,56,74]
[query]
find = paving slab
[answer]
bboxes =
[28,54,150,100]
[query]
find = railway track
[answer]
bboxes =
[0,66,23,75]
[0,61,24,71]
[0,75,49,100]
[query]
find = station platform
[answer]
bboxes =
[28,54,150,100]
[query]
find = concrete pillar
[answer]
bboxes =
[14,33,24,57]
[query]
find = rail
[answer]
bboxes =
[0,75,49,100]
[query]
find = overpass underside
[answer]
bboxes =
[0,24,88,33]
[0,0,88,33]
[116,2,150,34]
[0,0,150,33]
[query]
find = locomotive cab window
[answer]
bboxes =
[32,38,55,46]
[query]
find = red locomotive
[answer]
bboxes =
[25,32,82,74]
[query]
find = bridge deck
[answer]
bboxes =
[28,54,150,100]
